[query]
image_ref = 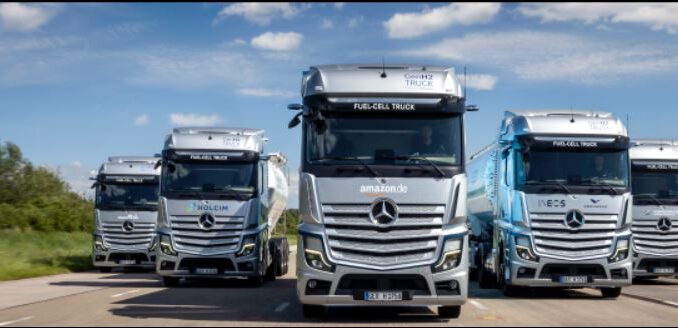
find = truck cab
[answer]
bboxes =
[630,140,678,278]
[92,156,160,272]
[289,64,471,319]
[467,110,633,298]
[156,127,289,287]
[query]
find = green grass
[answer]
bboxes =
[0,230,93,281]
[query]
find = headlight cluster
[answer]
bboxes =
[159,234,177,256]
[237,235,257,257]
[515,235,538,262]
[608,238,630,263]
[303,235,334,272]
[432,239,463,273]
[93,235,107,252]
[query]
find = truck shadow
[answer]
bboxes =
[632,277,678,286]
[109,278,453,324]
[469,282,609,300]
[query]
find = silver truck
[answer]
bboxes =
[467,110,633,298]
[92,156,160,272]
[630,139,678,278]
[156,127,290,287]
[288,64,472,319]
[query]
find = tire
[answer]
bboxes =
[269,237,289,277]
[601,287,622,299]
[438,306,461,319]
[498,245,521,297]
[99,267,112,273]
[162,276,180,287]
[302,304,326,319]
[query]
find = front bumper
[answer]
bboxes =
[92,249,156,269]
[632,251,678,277]
[508,254,632,288]
[156,250,261,279]
[296,235,469,307]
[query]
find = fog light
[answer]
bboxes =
[159,234,177,256]
[515,235,538,262]
[308,280,318,289]
[432,239,462,273]
[449,280,458,290]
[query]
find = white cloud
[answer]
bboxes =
[169,113,223,127]
[465,74,498,91]
[48,162,95,199]
[320,18,333,29]
[0,3,57,32]
[250,31,303,51]
[517,3,678,34]
[400,31,678,84]
[384,3,501,39]
[238,88,295,98]
[133,113,149,126]
[348,16,364,28]
[334,3,345,10]
[216,3,298,26]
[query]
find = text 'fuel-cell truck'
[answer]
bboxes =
[288,64,471,319]
[92,156,161,272]
[467,110,633,298]
[156,127,289,287]
[630,140,678,278]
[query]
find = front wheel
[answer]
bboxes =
[438,305,461,319]
[302,304,327,319]
[601,287,622,298]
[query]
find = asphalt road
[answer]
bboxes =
[0,257,677,326]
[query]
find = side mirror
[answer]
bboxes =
[154,159,162,170]
[466,105,479,112]
[288,112,302,129]
[288,103,303,111]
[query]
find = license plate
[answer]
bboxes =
[119,260,137,265]
[364,291,403,301]
[652,267,675,274]
[560,276,589,284]
[194,268,218,275]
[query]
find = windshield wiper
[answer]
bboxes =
[171,190,207,200]
[526,180,572,195]
[212,187,251,201]
[580,179,621,195]
[634,193,664,206]
[393,153,447,178]
[326,156,380,177]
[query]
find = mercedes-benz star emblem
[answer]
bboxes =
[369,198,398,226]
[122,220,135,233]
[657,217,673,233]
[198,213,216,230]
[564,210,585,229]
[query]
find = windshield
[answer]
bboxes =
[632,170,678,205]
[517,150,629,189]
[306,114,462,166]
[161,161,256,198]
[96,183,158,210]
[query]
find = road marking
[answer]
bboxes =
[111,289,139,298]
[0,316,34,327]
[274,302,290,313]
[469,299,488,311]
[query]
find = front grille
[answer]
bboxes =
[637,259,678,270]
[336,274,431,296]
[170,215,244,255]
[102,221,156,249]
[530,213,617,259]
[322,203,444,268]
[539,264,607,280]
[632,218,678,255]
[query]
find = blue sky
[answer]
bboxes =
[2,3,678,208]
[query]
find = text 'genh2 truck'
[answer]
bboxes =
[92,156,161,272]
[156,127,289,287]
[467,110,633,298]
[630,139,678,278]
[288,64,473,318]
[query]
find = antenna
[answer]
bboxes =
[463,66,468,101]
[626,113,630,136]
[570,107,575,123]
[380,56,387,78]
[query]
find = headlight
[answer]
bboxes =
[432,238,462,273]
[609,238,630,263]
[159,234,177,256]
[93,235,107,252]
[515,235,538,262]
[148,235,158,252]
[237,235,257,257]
[303,235,333,272]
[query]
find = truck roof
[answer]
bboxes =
[630,139,678,161]
[500,109,627,138]
[99,156,160,176]
[163,127,266,153]
[301,64,463,98]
